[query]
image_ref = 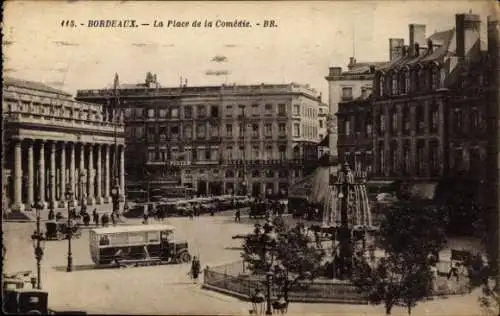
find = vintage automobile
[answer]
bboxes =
[3,288,50,315]
[89,224,192,267]
[248,201,268,219]
[45,221,82,241]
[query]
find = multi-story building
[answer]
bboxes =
[3,77,125,212]
[76,77,323,198]
[324,57,387,161]
[317,103,329,158]
[337,13,495,185]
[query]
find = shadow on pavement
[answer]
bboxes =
[52,264,115,272]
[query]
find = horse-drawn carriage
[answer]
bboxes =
[44,221,82,241]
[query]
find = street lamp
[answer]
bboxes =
[64,184,74,272]
[260,220,278,316]
[31,198,46,289]
[336,162,353,280]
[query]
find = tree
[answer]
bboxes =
[353,201,447,315]
[241,219,325,301]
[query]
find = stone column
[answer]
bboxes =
[39,141,46,208]
[27,140,34,209]
[119,145,125,201]
[58,142,67,207]
[12,140,25,212]
[69,142,76,205]
[49,141,56,208]
[104,144,111,203]
[87,144,95,205]
[79,143,86,204]
[95,144,102,204]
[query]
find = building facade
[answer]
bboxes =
[3,77,125,211]
[337,13,495,184]
[325,57,387,161]
[76,78,324,197]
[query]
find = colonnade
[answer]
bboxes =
[9,139,125,211]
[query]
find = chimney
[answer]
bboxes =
[414,43,420,57]
[427,39,434,53]
[456,12,481,59]
[409,24,426,56]
[328,67,342,76]
[348,57,357,69]
[389,38,405,61]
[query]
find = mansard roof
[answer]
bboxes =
[378,28,456,73]
[343,61,388,75]
[4,77,72,96]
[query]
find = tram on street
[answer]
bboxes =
[89,224,192,267]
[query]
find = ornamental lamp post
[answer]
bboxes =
[64,184,74,272]
[31,198,46,289]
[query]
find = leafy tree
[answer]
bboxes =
[353,201,447,315]
[241,219,325,301]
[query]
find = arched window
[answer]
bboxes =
[431,66,439,90]
[379,74,385,96]
[400,71,407,94]
[391,72,398,95]
[439,68,446,88]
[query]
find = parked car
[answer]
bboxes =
[45,221,81,241]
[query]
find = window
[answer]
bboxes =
[135,108,144,118]
[431,67,439,90]
[252,124,259,137]
[278,146,286,160]
[226,105,233,116]
[403,143,411,174]
[470,107,481,132]
[171,107,179,118]
[453,108,463,135]
[196,123,205,138]
[344,119,351,136]
[211,149,218,160]
[264,123,272,136]
[293,123,300,137]
[159,126,167,141]
[197,105,206,117]
[439,68,446,88]
[184,106,192,119]
[341,87,353,100]
[238,146,244,159]
[147,127,155,142]
[210,106,219,118]
[159,109,167,118]
[225,170,234,178]
[205,149,211,160]
[416,140,425,175]
[390,109,398,135]
[319,120,324,128]
[391,74,398,95]
[183,125,192,139]
[400,72,407,94]
[278,123,286,135]
[430,140,439,174]
[430,104,439,133]
[210,123,219,137]
[416,106,425,135]
[378,142,385,174]
[136,126,144,139]
[226,124,233,137]
[378,112,385,135]
[252,146,259,159]
[148,149,156,162]
[265,146,273,159]
[226,147,233,160]
[390,143,398,174]
[278,170,288,178]
[402,106,410,135]
[265,104,273,114]
[278,104,286,116]
[293,146,301,159]
[192,149,198,161]
[251,104,259,116]
[379,75,385,96]
[124,108,132,119]
[365,114,373,136]
[252,170,260,178]
[147,108,155,119]
[171,125,179,139]
[453,146,463,171]
[293,104,300,116]
[266,170,274,178]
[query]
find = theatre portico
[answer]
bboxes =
[3,77,125,212]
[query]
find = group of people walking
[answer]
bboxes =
[48,205,120,227]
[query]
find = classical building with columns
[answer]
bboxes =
[2,77,125,212]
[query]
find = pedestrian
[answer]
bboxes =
[83,212,90,226]
[143,210,149,225]
[235,209,241,223]
[190,256,201,283]
[447,261,460,282]
[111,212,117,226]
[251,288,265,315]
[55,212,63,222]
[101,213,110,227]
[92,209,99,226]
[48,209,55,221]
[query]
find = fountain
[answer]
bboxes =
[321,162,377,279]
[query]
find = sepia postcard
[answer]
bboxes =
[2,1,499,315]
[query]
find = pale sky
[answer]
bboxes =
[3,0,497,99]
